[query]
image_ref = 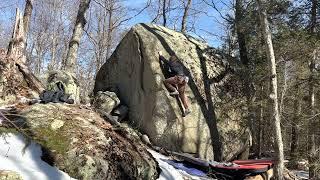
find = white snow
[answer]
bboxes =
[0,133,76,180]
[148,149,211,180]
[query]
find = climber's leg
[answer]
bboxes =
[178,83,188,109]
[178,80,190,116]
[163,76,179,95]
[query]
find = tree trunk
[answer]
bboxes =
[235,0,249,66]
[2,7,44,96]
[16,63,44,93]
[257,0,284,179]
[49,35,57,71]
[63,0,91,73]
[308,50,319,179]
[290,85,301,168]
[7,8,26,64]
[106,4,113,61]
[308,0,319,178]
[235,0,254,154]
[162,0,167,27]
[181,0,192,33]
[48,0,57,71]
[257,85,264,158]
[23,0,33,38]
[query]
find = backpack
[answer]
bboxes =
[39,82,74,104]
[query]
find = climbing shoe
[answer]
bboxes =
[183,108,191,117]
[169,90,179,96]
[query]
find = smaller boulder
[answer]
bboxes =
[47,71,80,103]
[141,134,152,146]
[93,91,120,114]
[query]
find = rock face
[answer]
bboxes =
[94,23,249,160]
[19,103,159,180]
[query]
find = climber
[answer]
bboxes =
[158,51,191,116]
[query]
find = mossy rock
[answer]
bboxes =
[93,91,120,114]
[19,103,159,180]
[47,71,80,103]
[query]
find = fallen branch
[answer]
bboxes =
[0,110,30,138]
[16,63,44,93]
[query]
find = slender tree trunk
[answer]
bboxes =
[308,0,319,178]
[308,50,319,179]
[49,35,57,71]
[35,47,42,75]
[63,0,91,73]
[257,0,284,179]
[181,0,191,33]
[310,0,317,34]
[162,0,167,27]
[257,85,264,158]
[106,5,113,60]
[48,0,57,71]
[290,85,301,168]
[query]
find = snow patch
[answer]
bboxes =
[0,133,76,180]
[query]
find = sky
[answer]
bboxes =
[0,0,232,48]
[122,0,230,47]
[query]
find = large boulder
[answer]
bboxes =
[94,23,249,160]
[17,103,159,180]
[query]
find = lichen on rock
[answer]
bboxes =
[93,91,121,114]
[17,103,159,180]
[47,71,80,103]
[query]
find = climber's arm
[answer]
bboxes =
[158,51,169,64]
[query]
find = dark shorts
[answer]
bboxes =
[169,75,189,85]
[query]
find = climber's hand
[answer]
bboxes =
[158,51,162,56]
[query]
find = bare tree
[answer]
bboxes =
[63,0,91,73]
[257,0,284,179]
[7,8,26,64]
[162,0,167,26]
[4,1,44,95]
[48,0,58,71]
[181,0,192,33]
[23,0,33,38]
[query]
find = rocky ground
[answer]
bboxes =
[0,102,159,180]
